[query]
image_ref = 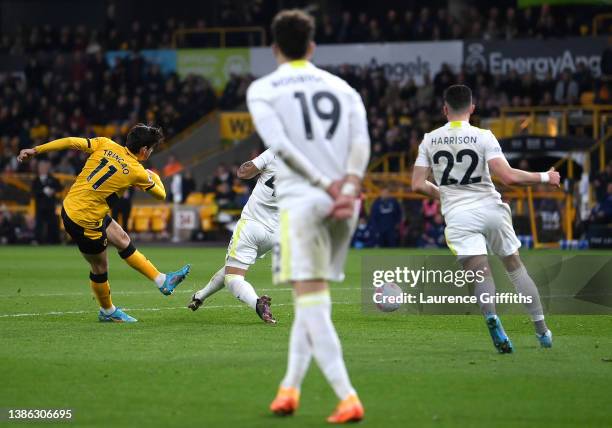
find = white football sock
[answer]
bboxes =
[507,264,549,334]
[194,267,225,301]
[297,290,356,400]
[280,303,313,391]
[101,305,116,316]
[225,274,258,310]
[154,273,166,288]
[474,275,497,316]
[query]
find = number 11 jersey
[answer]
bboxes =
[415,120,505,216]
[35,137,158,229]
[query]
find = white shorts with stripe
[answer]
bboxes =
[274,190,359,284]
[444,203,521,258]
[225,218,275,270]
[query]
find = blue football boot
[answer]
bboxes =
[98,307,137,323]
[536,330,553,348]
[485,314,513,353]
[159,264,191,296]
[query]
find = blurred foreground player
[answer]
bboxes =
[188,149,277,324]
[247,10,370,423]
[18,124,190,322]
[412,85,560,352]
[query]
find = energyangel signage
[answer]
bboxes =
[464,37,608,79]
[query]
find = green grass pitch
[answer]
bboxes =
[1,246,611,427]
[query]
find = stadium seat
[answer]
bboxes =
[185,192,204,205]
[580,92,595,105]
[200,204,219,231]
[132,207,153,232]
[151,207,170,232]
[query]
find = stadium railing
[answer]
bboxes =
[171,26,266,48]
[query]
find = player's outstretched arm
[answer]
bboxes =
[134,169,166,201]
[412,166,441,199]
[237,161,260,179]
[18,137,95,162]
[488,157,560,187]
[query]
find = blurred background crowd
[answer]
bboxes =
[0,0,610,248]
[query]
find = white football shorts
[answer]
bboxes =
[273,190,359,284]
[444,203,521,258]
[225,218,275,270]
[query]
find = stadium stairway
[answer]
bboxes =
[144,108,260,194]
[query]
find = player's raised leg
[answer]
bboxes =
[106,219,190,295]
[501,253,552,347]
[82,251,137,323]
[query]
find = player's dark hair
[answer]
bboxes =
[126,124,164,153]
[271,9,315,60]
[443,85,473,112]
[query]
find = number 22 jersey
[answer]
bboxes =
[415,121,505,216]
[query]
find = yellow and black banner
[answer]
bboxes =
[219,112,254,141]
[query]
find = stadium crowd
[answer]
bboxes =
[0,54,230,177]
[0,1,609,247]
[0,3,602,54]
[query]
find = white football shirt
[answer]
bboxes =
[240,149,278,231]
[246,60,369,200]
[415,120,505,216]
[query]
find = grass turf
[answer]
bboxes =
[1,246,611,427]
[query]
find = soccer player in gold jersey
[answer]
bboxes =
[18,124,191,322]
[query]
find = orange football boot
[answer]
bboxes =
[327,394,364,424]
[270,387,300,416]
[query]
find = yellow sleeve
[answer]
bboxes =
[35,137,102,155]
[134,168,166,201]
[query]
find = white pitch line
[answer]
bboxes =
[0,287,359,298]
[0,301,359,319]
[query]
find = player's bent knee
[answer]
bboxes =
[224,274,243,287]
[460,255,491,277]
[118,241,137,259]
[501,253,522,272]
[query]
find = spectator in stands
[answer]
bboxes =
[163,154,183,177]
[0,206,17,244]
[232,177,250,207]
[421,198,440,225]
[112,188,134,231]
[31,160,61,244]
[593,161,612,203]
[215,182,236,209]
[181,170,196,202]
[554,69,579,105]
[418,213,446,248]
[590,182,612,224]
[369,188,402,247]
[352,217,374,249]
[212,164,232,188]
[573,62,593,93]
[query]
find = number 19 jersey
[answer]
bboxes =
[246,60,368,200]
[415,121,505,216]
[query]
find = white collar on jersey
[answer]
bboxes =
[446,120,471,128]
[278,60,314,71]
